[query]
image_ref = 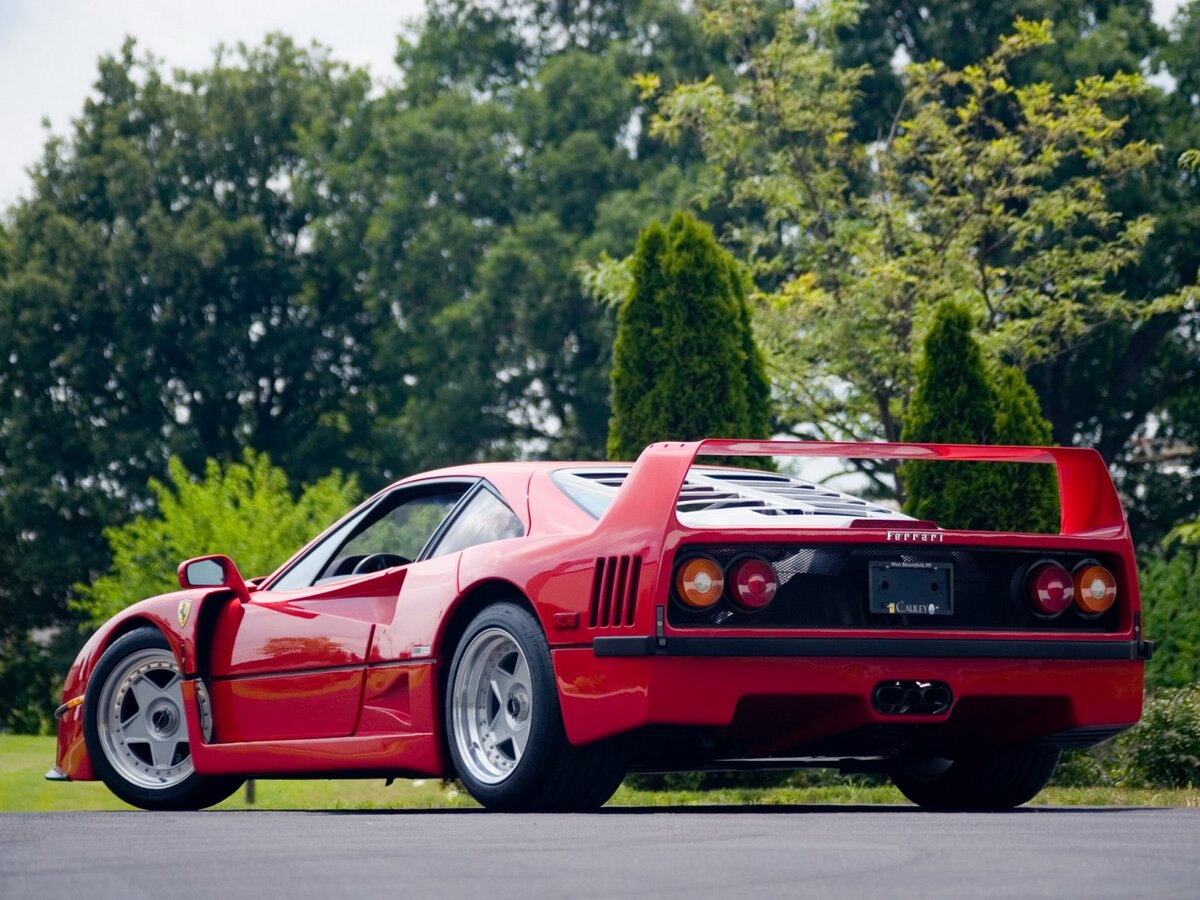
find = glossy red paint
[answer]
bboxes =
[54,439,1146,790]
[210,598,373,676]
[368,553,461,662]
[52,588,224,780]
[209,670,364,742]
[357,665,415,733]
[184,666,442,776]
[552,650,1143,747]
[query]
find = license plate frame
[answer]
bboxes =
[869,562,954,617]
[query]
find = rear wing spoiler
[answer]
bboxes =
[600,439,1126,537]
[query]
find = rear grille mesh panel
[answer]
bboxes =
[668,543,1120,632]
[590,555,642,628]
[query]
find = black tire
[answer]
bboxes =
[444,602,627,811]
[890,745,1061,811]
[83,627,242,811]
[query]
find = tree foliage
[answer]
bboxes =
[368,0,718,464]
[990,366,1060,532]
[1116,685,1200,788]
[608,212,771,459]
[3,0,1200,731]
[0,2,722,728]
[73,452,358,627]
[646,1,1195,498]
[0,37,378,661]
[903,303,1058,532]
[840,0,1200,550]
[0,630,80,734]
[847,1,1197,425]
[902,303,999,526]
[1140,546,1200,691]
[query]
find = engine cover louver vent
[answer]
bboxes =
[589,555,642,628]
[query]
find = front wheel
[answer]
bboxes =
[890,745,1060,811]
[445,603,626,811]
[83,627,242,810]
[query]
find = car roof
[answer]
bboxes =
[396,461,614,482]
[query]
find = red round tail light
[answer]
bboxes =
[1073,564,1117,615]
[1027,562,1074,617]
[728,557,778,612]
[674,556,725,609]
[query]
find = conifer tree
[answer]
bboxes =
[607,212,771,459]
[902,303,997,528]
[989,367,1060,533]
[903,303,1059,532]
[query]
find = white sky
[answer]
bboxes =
[0,0,1189,210]
[0,0,426,209]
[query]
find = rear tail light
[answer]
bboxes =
[728,557,778,612]
[674,556,724,609]
[1073,563,1117,615]
[1027,562,1074,617]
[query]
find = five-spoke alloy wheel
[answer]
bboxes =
[83,627,241,810]
[96,646,193,789]
[452,627,535,784]
[445,603,627,811]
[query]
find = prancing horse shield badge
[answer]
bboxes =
[177,600,192,628]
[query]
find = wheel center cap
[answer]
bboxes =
[506,687,530,725]
[148,701,178,737]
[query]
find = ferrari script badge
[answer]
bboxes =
[886,530,944,543]
[177,600,192,627]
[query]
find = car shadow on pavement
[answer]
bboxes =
[285,803,1167,816]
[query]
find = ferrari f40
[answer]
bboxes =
[49,440,1149,811]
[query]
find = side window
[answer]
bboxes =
[319,491,466,581]
[268,504,373,592]
[429,488,524,558]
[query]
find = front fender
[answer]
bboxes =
[52,587,235,781]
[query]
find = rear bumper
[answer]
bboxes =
[594,636,1153,660]
[554,644,1145,752]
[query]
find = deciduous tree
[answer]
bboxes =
[73,452,358,626]
[647,2,1195,499]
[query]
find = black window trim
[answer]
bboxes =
[262,476,481,592]
[422,480,525,560]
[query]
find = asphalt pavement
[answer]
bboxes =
[2,805,1197,899]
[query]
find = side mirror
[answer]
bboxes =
[178,554,252,603]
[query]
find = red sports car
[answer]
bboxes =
[49,440,1148,811]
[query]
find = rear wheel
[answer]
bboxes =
[83,627,242,810]
[445,602,626,811]
[890,745,1060,811]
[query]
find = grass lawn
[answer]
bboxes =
[0,735,476,812]
[3,734,1197,811]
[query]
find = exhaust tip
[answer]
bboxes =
[872,680,953,716]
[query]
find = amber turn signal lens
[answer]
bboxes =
[728,557,778,612]
[675,557,724,609]
[1074,564,1117,615]
[1027,562,1074,617]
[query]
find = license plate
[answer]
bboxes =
[869,562,953,616]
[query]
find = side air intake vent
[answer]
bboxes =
[589,555,642,628]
